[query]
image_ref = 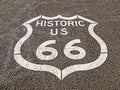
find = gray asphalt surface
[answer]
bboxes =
[0,0,120,90]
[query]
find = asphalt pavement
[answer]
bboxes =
[0,0,120,90]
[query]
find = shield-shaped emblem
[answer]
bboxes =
[14,15,108,80]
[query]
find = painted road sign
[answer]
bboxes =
[14,15,108,80]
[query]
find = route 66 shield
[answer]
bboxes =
[14,15,108,80]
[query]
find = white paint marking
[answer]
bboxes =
[42,15,77,20]
[25,15,41,24]
[62,53,107,79]
[36,40,58,60]
[64,39,86,60]
[77,15,97,24]
[14,54,61,79]
[14,23,33,54]
[62,23,108,79]
[14,15,108,80]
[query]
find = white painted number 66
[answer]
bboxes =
[36,39,86,60]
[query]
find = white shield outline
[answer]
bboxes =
[14,15,108,80]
